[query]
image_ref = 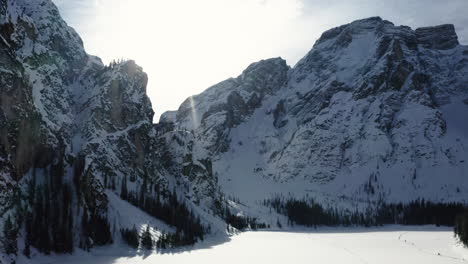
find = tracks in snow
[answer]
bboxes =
[398,231,466,262]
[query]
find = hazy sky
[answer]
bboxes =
[52,0,468,121]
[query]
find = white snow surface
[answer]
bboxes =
[17,226,468,264]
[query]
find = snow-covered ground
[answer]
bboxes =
[19,226,468,264]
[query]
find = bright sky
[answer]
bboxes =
[52,0,468,121]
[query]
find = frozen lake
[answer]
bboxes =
[25,226,468,264]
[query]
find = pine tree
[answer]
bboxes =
[141,225,153,250]
[120,225,139,249]
[24,212,33,257]
[23,237,31,258]
[139,185,145,207]
[2,216,17,255]
[81,210,90,251]
[120,175,128,200]
[63,185,74,253]
[104,173,108,189]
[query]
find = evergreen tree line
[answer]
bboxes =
[2,153,114,257]
[120,225,154,249]
[73,155,113,251]
[80,210,112,250]
[156,230,199,249]
[455,209,468,246]
[20,158,75,257]
[120,176,208,247]
[265,196,466,228]
[221,196,268,231]
[23,183,74,255]
[141,226,153,249]
[223,206,268,231]
[120,226,139,249]
[1,186,21,255]
[105,58,129,69]
[121,224,207,249]
[120,224,203,249]
[2,215,18,255]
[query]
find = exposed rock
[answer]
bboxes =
[416,24,459,50]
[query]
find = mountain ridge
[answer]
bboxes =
[1,0,468,261]
[152,16,468,242]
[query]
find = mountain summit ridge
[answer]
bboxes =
[164,13,468,206]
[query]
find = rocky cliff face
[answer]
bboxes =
[0,0,86,210]
[164,17,468,206]
[0,0,218,259]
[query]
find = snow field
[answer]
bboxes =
[19,226,468,264]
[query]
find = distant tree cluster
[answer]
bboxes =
[19,158,75,256]
[120,225,154,249]
[221,196,268,231]
[23,183,74,255]
[455,210,468,246]
[141,226,153,249]
[265,196,466,228]
[156,231,195,249]
[121,226,139,249]
[80,210,112,250]
[120,176,208,247]
[223,208,268,231]
[2,215,18,255]
[2,152,114,257]
[375,200,464,226]
[120,224,200,250]
[106,58,128,69]
[73,154,113,251]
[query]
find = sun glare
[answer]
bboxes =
[54,0,468,121]
[61,0,307,120]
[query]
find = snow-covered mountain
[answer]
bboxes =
[1,0,468,261]
[162,17,468,207]
[0,0,220,260]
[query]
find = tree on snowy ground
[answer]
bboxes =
[157,232,167,249]
[24,212,32,258]
[121,226,139,248]
[2,216,17,255]
[276,218,282,228]
[141,225,153,250]
[23,240,30,258]
[120,175,128,200]
[455,209,468,246]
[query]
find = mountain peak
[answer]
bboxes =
[240,57,289,86]
[312,17,462,52]
[351,16,385,24]
[313,17,392,48]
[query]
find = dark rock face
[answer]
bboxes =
[416,24,459,50]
